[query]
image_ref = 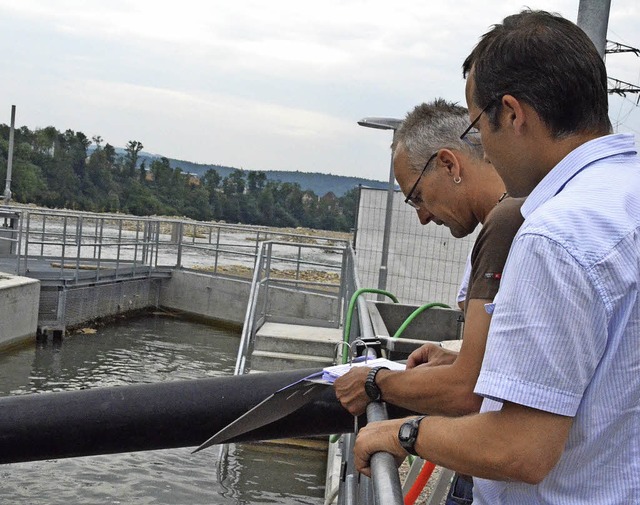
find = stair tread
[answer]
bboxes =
[256,322,343,343]
[252,349,333,362]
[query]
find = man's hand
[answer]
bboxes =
[353,418,408,478]
[333,366,371,416]
[406,343,458,369]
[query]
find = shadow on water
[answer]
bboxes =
[0,313,326,505]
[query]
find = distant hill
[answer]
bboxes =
[131,151,390,197]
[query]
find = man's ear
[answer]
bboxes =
[501,95,527,134]
[437,148,462,180]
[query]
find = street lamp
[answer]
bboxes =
[3,105,16,203]
[358,117,403,299]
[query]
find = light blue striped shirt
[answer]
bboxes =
[474,133,640,504]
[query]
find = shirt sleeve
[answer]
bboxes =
[474,233,608,416]
[456,252,472,304]
[467,198,524,302]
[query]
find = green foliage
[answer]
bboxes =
[0,125,358,232]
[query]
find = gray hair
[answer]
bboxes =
[392,99,483,174]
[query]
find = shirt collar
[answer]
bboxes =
[521,133,637,219]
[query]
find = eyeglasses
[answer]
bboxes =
[404,152,438,210]
[459,99,495,146]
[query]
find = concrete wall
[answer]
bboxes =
[160,270,340,327]
[0,274,40,350]
[160,270,252,325]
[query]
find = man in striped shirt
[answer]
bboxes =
[354,10,640,504]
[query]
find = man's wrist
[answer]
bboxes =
[398,415,427,456]
[364,366,389,402]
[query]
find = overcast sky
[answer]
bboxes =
[0,0,638,182]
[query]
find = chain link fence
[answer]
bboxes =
[354,187,479,307]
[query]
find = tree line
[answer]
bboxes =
[0,125,358,232]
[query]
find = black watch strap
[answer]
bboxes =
[398,415,427,456]
[364,366,389,402]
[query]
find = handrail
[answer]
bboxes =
[366,402,405,505]
[234,241,267,376]
[334,248,405,505]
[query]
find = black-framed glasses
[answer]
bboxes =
[459,99,496,146]
[404,152,438,210]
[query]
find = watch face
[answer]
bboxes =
[398,422,414,442]
[398,416,424,456]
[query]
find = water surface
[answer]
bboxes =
[0,314,325,504]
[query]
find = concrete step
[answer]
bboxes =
[250,350,335,372]
[254,322,343,357]
[254,333,342,357]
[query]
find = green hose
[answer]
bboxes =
[391,302,450,339]
[341,288,399,364]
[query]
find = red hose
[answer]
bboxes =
[404,460,436,505]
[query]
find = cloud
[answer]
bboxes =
[0,0,638,181]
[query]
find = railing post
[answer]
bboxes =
[175,221,183,268]
[61,216,68,276]
[214,227,221,274]
[40,214,45,257]
[154,221,160,269]
[75,216,83,283]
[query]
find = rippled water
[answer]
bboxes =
[0,314,325,505]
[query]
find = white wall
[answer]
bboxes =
[0,274,40,350]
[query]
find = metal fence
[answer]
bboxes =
[0,205,349,285]
[354,187,479,307]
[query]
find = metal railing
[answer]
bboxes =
[333,247,404,505]
[0,205,349,285]
[234,239,349,375]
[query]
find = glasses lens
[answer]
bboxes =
[406,199,420,210]
[462,128,482,146]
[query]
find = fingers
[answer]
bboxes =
[334,368,370,416]
[406,345,430,368]
[353,419,407,477]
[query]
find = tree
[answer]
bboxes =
[247,171,266,193]
[124,140,144,178]
[222,169,245,196]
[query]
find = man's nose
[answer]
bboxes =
[417,208,433,225]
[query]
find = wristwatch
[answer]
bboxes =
[398,415,427,456]
[364,366,389,402]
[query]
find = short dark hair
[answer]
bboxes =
[393,99,483,174]
[463,10,611,137]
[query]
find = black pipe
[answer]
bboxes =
[0,369,356,465]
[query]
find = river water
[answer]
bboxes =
[0,314,325,505]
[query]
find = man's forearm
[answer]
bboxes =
[354,403,573,483]
[377,365,482,416]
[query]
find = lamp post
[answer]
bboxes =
[358,117,403,300]
[3,105,16,203]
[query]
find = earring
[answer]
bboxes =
[453,176,462,184]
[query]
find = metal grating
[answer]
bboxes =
[38,279,162,331]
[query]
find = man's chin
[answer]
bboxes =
[449,227,469,239]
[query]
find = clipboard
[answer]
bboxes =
[192,357,405,453]
[192,373,328,453]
